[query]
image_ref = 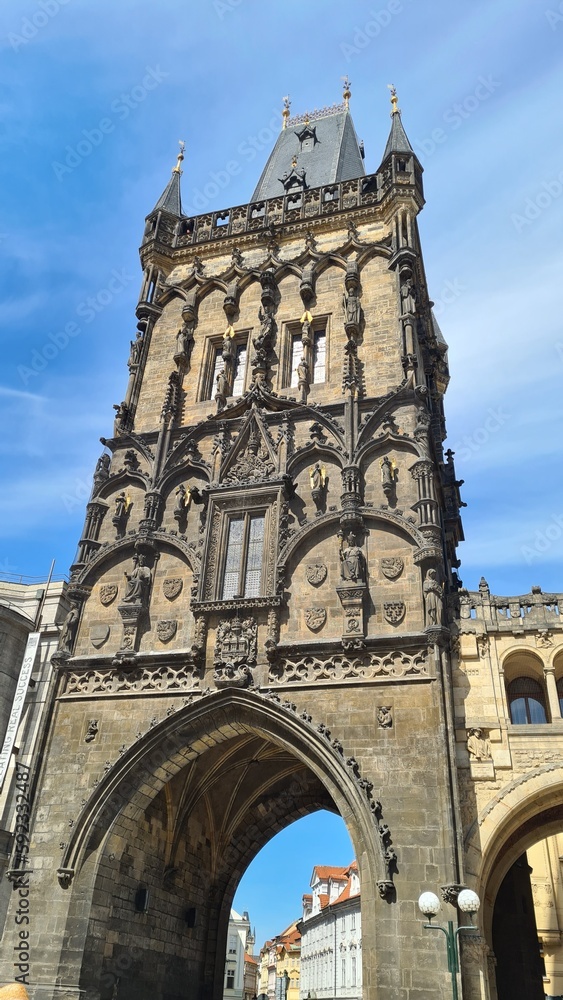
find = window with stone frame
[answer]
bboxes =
[199,489,280,605]
[283,318,328,389]
[200,333,250,401]
[221,512,266,600]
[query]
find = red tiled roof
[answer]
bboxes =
[245,955,258,966]
[313,865,349,880]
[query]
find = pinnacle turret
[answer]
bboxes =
[380,86,415,161]
[150,141,185,216]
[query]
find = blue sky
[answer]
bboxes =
[1,0,563,947]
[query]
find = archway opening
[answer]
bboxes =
[68,692,379,1000]
[232,810,355,1000]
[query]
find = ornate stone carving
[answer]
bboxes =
[380,456,397,503]
[84,720,99,743]
[122,553,152,607]
[306,563,327,586]
[384,602,405,625]
[380,557,404,580]
[440,883,466,904]
[90,624,110,649]
[157,620,177,643]
[467,728,492,761]
[112,491,132,536]
[270,648,428,685]
[377,706,393,729]
[62,660,202,697]
[224,428,276,484]
[423,568,443,626]
[214,617,257,669]
[163,578,183,601]
[309,463,327,511]
[304,607,327,632]
[100,583,118,606]
[58,604,80,655]
[338,531,366,583]
[57,868,75,889]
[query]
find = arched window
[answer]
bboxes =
[507,677,548,724]
[556,677,563,718]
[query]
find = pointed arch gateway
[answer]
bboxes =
[59,689,388,1000]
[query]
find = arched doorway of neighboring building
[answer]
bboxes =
[464,773,563,1000]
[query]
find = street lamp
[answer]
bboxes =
[418,888,480,1000]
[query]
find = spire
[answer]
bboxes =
[381,86,414,160]
[151,141,185,216]
[342,76,351,110]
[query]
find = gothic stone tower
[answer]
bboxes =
[2,90,468,1000]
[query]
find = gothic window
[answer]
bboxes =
[201,335,249,401]
[507,677,548,724]
[285,322,328,388]
[231,343,248,397]
[221,512,266,600]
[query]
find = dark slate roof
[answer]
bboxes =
[151,168,182,216]
[381,111,414,161]
[251,108,365,202]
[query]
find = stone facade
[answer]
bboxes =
[0,93,529,1000]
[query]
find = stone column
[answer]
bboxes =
[544,665,562,721]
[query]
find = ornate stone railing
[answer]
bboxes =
[454,584,561,629]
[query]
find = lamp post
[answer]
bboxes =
[417,888,481,1000]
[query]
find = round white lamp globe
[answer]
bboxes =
[418,891,441,917]
[457,889,480,914]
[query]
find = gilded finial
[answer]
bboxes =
[173,140,185,174]
[282,95,291,129]
[387,84,400,115]
[292,154,298,169]
[342,76,351,109]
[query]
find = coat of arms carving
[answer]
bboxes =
[304,607,327,632]
[380,557,404,580]
[214,617,257,667]
[156,620,178,643]
[384,602,406,624]
[99,584,118,606]
[90,624,110,648]
[306,564,327,586]
[163,578,183,601]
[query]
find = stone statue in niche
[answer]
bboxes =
[84,720,99,743]
[467,728,492,761]
[400,270,417,315]
[113,492,131,520]
[309,463,327,512]
[174,484,191,523]
[122,553,152,607]
[380,456,397,503]
[127,330,143,370]
[338,532,366,583]
[215,367,229,405]
[377,706,393,729]
[175,322,194,361]
[59,604,80,654]
[423,568,444,626]
[222,326,235,361]
[342,262,362,329]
